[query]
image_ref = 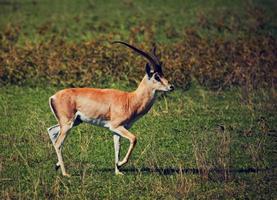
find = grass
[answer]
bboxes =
[0,84,276,199]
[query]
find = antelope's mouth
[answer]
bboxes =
[164,85,174,92]
[168,85,174,91]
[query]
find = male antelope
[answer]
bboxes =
[47,41,174,176]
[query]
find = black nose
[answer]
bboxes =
[169,85,174,91]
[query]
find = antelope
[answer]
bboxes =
[47,41,174,177]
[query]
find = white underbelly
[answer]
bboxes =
[75,111,109,128]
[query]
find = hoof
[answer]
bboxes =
[117,160,127,167]
[63,173,71,177]
[55,164,60,171]
[115,171,124,175]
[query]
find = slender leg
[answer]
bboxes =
[113,134,123,175]
[110,126,137,169]
[48,125,61,170]
[54,124,71,177]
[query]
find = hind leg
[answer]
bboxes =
[53,124,72,177]
[47,125,62,170]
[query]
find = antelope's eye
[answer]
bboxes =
[154,73,161,82]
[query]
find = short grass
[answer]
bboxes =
[0,84,276,199]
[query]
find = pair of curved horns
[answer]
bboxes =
[112,41,163,74]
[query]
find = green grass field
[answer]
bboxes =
[0,0,276,199]
[0,85,276,199]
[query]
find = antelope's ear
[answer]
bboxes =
[145,63,152,78]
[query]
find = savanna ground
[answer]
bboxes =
[0,0,276,199]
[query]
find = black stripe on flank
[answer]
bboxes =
[73,115,82,127]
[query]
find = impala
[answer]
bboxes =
[47,41,174,176]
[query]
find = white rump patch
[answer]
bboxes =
[47,124,60,144]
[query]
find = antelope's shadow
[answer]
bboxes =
[94,166,276,176]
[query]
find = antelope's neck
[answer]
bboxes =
[131,76,156,115]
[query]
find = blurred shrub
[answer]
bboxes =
[0,32,192,89]
[181,29,276,90]
[0,6,276,90]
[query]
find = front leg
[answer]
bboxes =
[110,126,137,170]
[113,134,123,175]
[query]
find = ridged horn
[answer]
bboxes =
[112,41,163,74]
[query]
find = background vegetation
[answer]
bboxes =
[0,0,276,199]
